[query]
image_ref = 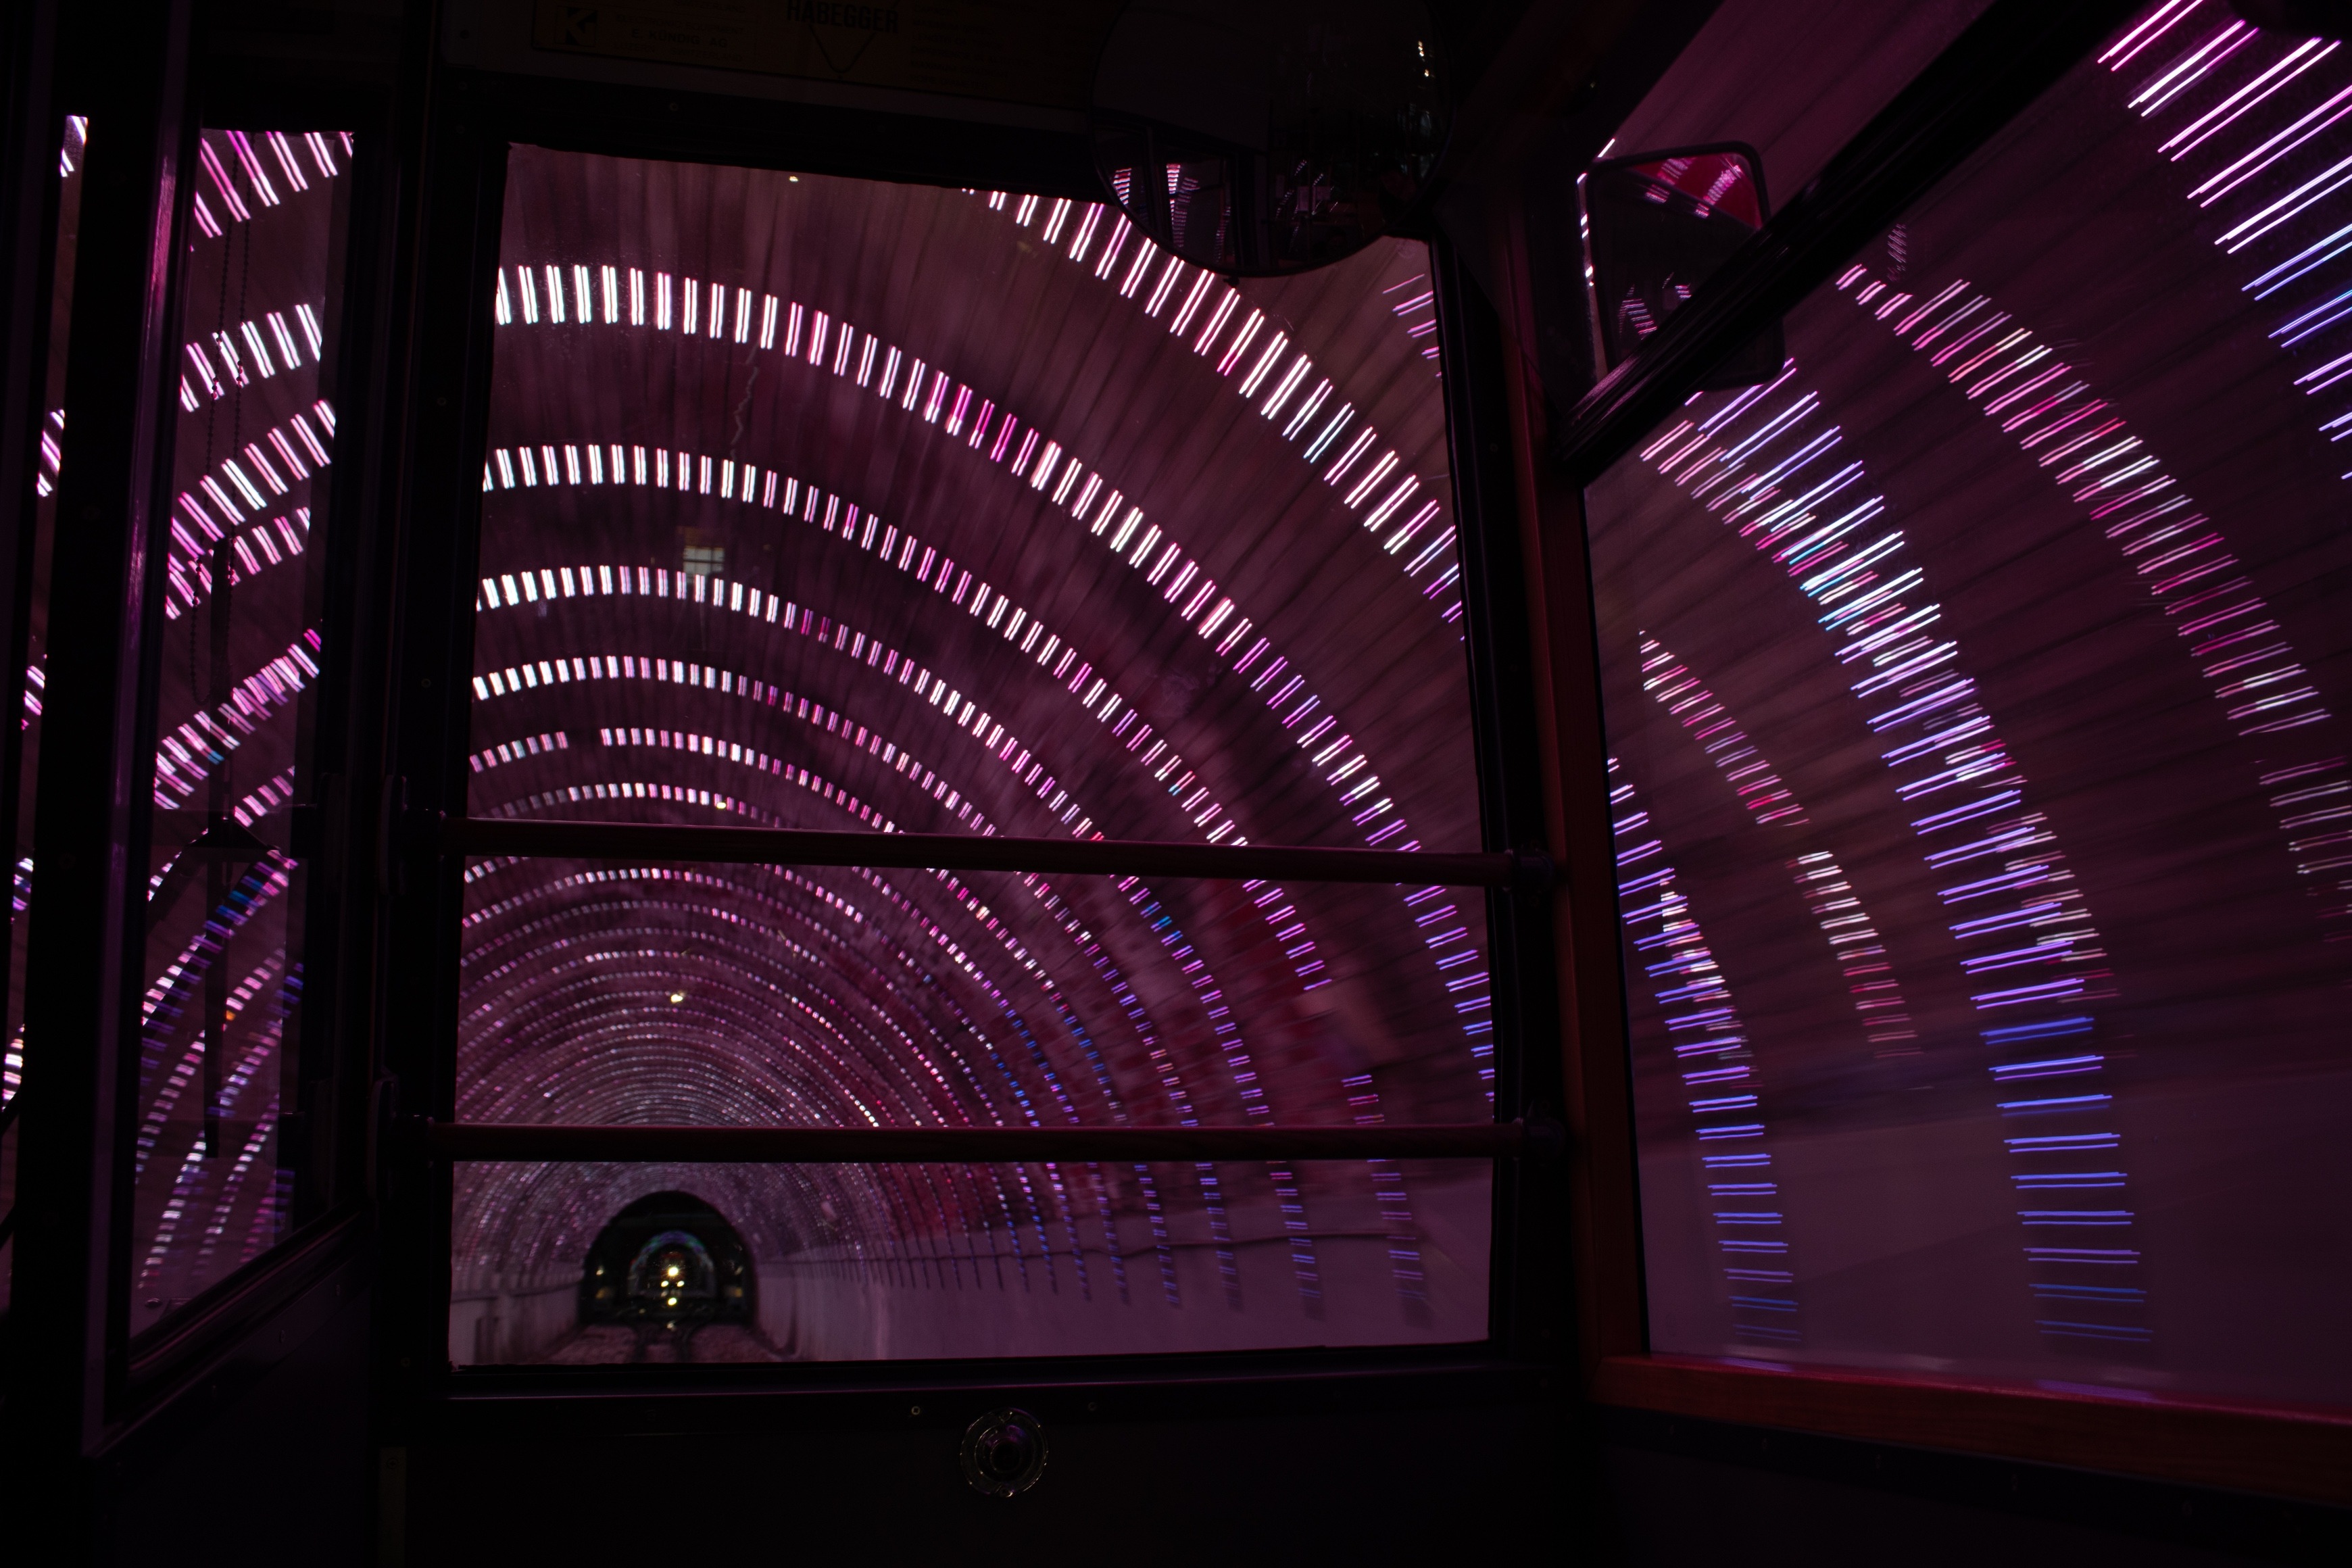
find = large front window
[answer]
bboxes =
[451,153,1497,1365]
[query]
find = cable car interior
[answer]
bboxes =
[2,0,2351,1561]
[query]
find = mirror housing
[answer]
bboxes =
[1578,144,1784,390]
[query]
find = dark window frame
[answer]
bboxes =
[370,59,1571,1432]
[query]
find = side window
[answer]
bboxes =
[1582,3,2351,1402]
[449,156,1497,1365]
[128,128,353,1338]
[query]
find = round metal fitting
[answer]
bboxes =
[960,1406,1047,1497]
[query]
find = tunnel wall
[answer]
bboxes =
[448,1271,581,1365]
[756,1178,1493,1361]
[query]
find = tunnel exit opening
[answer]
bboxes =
[572,1191,764,1363]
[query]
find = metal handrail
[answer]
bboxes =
[437,816,1547,889]
[424,1119,1544,1163]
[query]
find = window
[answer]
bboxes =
[449,152,1500,1365]
[126,126,354,1338]
[1582,1,2352,1405]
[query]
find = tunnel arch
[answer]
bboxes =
[579,1190,756,1329]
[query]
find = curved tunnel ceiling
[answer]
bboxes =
[453,151,1496,1355]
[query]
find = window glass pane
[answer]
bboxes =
[454,1150,1496,1366]
[453,153,1493,1364]
[0,113,89,1325]
[1588,5,2352,1403]
[128,128,353,1336]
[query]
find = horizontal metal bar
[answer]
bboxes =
[438,816,1541,889]
[427,1121,1536,1163]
